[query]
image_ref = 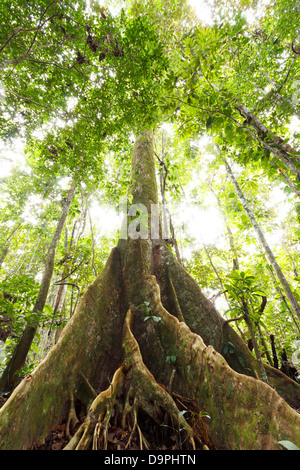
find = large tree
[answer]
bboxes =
[0,131,300,450]
[0,0,300,452]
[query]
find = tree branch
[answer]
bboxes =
[54,258,86,284]
[223,315,244,324]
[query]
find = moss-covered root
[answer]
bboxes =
[64,367,125,450]
[154,243,261,378]
[65,310,196,451]
[158,245,300,409]
[145,274,300,450]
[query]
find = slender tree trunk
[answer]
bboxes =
[44,195,89,350]
[26,232,42,274]
[282,241,299,277]
[0,182,76,392]
[219,149,300,323]
[210,187,274,366]
[54,294,67,344]
[265,261,300,334]
[33,281,60,363]
[203,244,225,290]
[270,334,279,369]
[0,245,9,270]
[8,225,31,276]
[88,206,98,278]
[0,221,23,252]
[256,322,273,367]
[277,168,300,197]
[0,133,300,450]
[167,209,182,264]
[45,227,69,351]
[210,185,240,270]
[242,299,269,383]
[155,138,182,264]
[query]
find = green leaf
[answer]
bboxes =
[166,355,176,363]
[31,344,39,354]
[152,316,162,323]
[252,290,266,296]
[44,304,53,315]
[278,440,300,450]
[206,116,214,130]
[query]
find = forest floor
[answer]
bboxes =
[30,392,218,451]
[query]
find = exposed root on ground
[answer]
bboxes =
[63,310,211,451]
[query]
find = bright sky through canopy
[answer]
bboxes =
[188,0,214,25]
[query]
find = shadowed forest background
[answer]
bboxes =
[0,0,300,451]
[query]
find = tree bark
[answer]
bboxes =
[0,182,76,392]
[0,221,23,252]
[265,257,300,334]
[0,134,299,450]
[282,241,299,277]
[0,245,10,270]
[210,185,240,270]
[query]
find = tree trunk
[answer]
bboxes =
[0,221,23,253]
[0,133,299,450]
[277,167,300,197]
[210,185,240,270]
[264,257,300,334]
[0,244,10,270]
[242,299,269,384]
[202,243,226,292]
[0,182,76,393]
[219,150,300,324]
[8,225,31,276]
[282,241,299,277]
